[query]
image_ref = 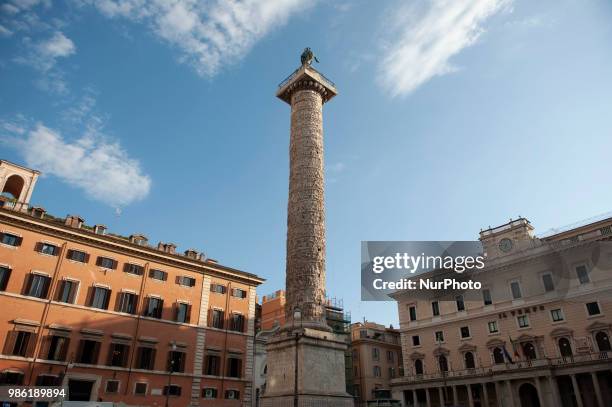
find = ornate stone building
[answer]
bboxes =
[391,216,612,407]
[0,160,264,406]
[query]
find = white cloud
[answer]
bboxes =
[2,120,151,208]
[378,0,511,96]
[0,24,12,36]
[82,0,314,76]
[15,31,76,71]
[13,31,76,93]
[12,0,49,11]
[38,31,75,59]
[1,4,20,15]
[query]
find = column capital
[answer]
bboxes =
[277,65,337,105]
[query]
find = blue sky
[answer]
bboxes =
[1,0,611,327]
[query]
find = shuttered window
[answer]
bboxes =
[204,355,220,376]
[90,286,111,310]
[177,276,196,287]
[107,343,130,367]
[136,347,156,370]
[210,283,226,294]
[124,263,144,276]
[232,288,247,298]
[57,280,79,304]
[35,242,59,256]
[149,269,167,281]
[230,314,245,332]
[144,297,163,319]
[67,249,89,263]
[76,339,101,364]
[210,309,224,329]
[25,274,51,299]
[0,233,22,247]
[0,266,11,291]
[45,335,69,361]
[3,330,36,357]
[175,303,191,323]
[96,257,117,269]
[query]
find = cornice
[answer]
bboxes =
[0,209,264,286]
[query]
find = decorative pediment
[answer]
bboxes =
[433,347,450,357]
[486,338,505,348]
[550,327,573,338]
[586,321,611,332]
[458,343,477,352]
[410,351,425,360]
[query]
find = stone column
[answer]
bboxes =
[481,382,489,407]
[413,389,419,407]
[506,381,515,407]
[425,387,432,407]
[285,84,326,327]
[438,387,445,407]
[467,384,474,407]
[494,382,502,407]
[276,64,338,331]
[534,377,545,407]
[548,376,561,407]
[263,55,349,407]
[452,385,458,405]
[591,372,604,407]
[571,374,584,407]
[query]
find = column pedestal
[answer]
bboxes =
[261,328,353,407]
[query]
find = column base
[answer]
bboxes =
[262,327,352,407]
[261,393,354,407]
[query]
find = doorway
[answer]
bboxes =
[68,379,94,401]
[518,383,540,407]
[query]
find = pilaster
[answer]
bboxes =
[190,274,212,406]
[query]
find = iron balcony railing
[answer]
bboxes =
[393,351,611,384]
[278,66,336,90]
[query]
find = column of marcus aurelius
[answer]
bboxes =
[261,49,353,407]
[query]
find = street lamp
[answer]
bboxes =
[293,307,302,407]
[165,341,177,407]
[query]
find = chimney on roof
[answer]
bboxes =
[184,249,204,261]
[30,207,46,219]
[157,242,177,254]
[94,224,107,235]
[65,215,84,229]
[130,234,148,246]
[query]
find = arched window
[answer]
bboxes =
[493,347,505,364]
[438,355,448,372]
[595,331,611,352]
[414,359,423,375]
[522,342,537,360]
[464,352,475,369]
[558,338,573,357]
[1,175,24,200]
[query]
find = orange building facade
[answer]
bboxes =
[0,160,264,406]
[350,321,403,406]
[260,290,286,331]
